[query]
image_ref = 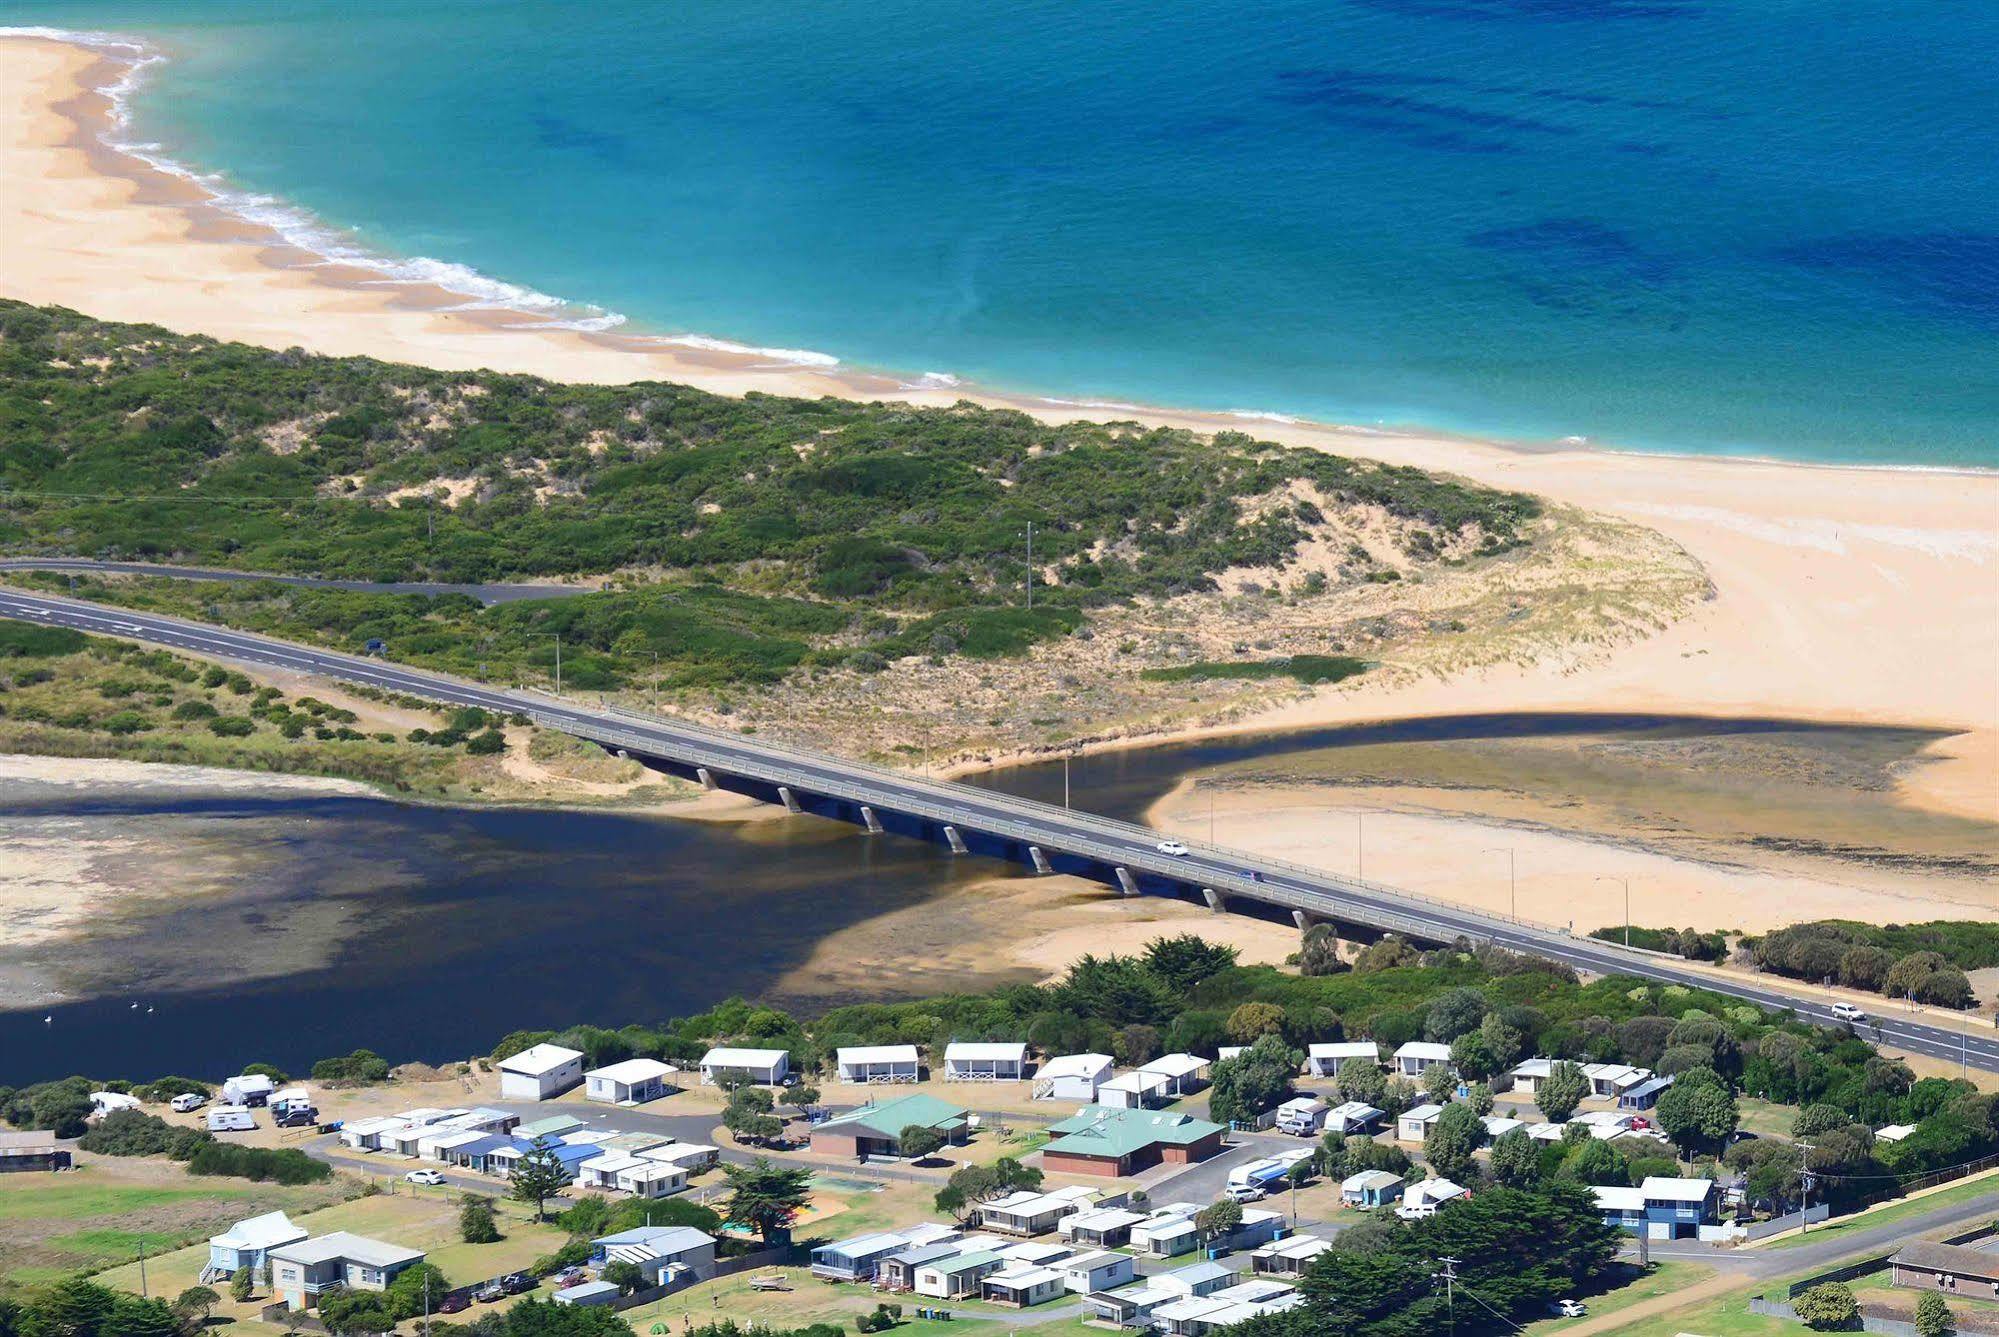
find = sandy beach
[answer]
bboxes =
[2,32,1994,926]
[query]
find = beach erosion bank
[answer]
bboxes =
[1,35,1994,834]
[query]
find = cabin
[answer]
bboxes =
[982,1265,1068,1307]
[1341,1170,1405,1209]
[1130,1207,1206,1259]
[1082,1261,1235,1328]
[1396,1103,1445,1143]
[811,1232,911,1284]
[204,1212,307,1282]
[698,1047,790,1087]
[591,1226,715,1285]
[584,1058,675,1106]
[942,1042,1028,1082]
[268,1233,426,1310]
[1152,1279,1303,1334]
[551,1281,620,1308]
[1618,1074,1675,1111]
[835,1045,921,1084]
[1392,1042,1453,1079]
[977,1186,1100,1236]
[914,1249,1005,1298]
[1034,1053,1115,1102]
[1097,1068,1173,1110]
[1582,1063,1651,1099]
[808,1093,969,1160]
[1140,1053,1210,1097]
[1253,1235,1331,1277]
[0,1131,70,1173]
[1890,1241,1999,1302]
[1505,1058,1553,1093]
[642,1142,720,1174]
[1040,1107,1226,1177]
[1306,1042,1380,1079]
[1057,1205,1151,1249]
[1055,1248,1134,1294]
[498,1043,585,1101]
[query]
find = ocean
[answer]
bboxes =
[4,0,1995,466]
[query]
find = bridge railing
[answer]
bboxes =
[525,701,1566,951]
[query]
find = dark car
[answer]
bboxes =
[501,1274,535,1296]
[438,1295,470,1315]
[364,638,387,655]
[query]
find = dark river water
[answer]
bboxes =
[0,712,1954,1084]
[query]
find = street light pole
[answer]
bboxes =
[1595,876,1631,947]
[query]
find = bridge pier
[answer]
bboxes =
[1202,888,1225,914]
[943,825,969,855]
[1114,866,1140,896]
[777,785,803,815]
[1028,846,1053,875]
[1292,910,1311,931]
[860,805,883,835]
[696,767,718,791]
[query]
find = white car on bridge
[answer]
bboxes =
[1155,840,1190,857]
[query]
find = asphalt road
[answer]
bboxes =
[0,557,585,605]
[5,585,1996,1075]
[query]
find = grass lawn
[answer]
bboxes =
[1763,1170,1999,1250]
[1734,1097,1803,1140]
[0,1161,350,1286]
[1522,1260,1715,1332]
[94,1186,568,1307]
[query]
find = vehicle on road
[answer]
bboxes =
[405,1169,446,1185]
[1552,1299,1587,1318]
[1830,1002,1869,1024]
[1156,840,1190,857]
[169,1092,206,1113]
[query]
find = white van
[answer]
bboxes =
[206,1104,256,1132]
[170,1092,207,1113]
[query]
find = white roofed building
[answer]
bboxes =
[943,1042,1027,1082]
[698,1047,790,1087]
[584,1058,676,1106]
[498,1044,586,1101]
[1034,1053,1114,1102]
[836,1045,921,1084]
[1392,1041,1453,1078]
[1140,1053,1210,1096]
[1306,1042,1380,1078]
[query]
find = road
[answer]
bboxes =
[0,557,586,605]
[4,584,1996,1075]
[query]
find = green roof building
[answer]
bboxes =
[1041,1105,1227,1177]
[809,1092,970,1160]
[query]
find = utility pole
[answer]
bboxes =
[138,1240,148,1298]
[1596,876,1631,947]
[1798,1140,1814,1235]
[1023,520,1034,609]
[1432,1256,1459,1337]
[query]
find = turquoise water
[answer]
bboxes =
[5,0,1996,465]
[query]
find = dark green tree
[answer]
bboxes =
[508,1137,568,1223]
[720,1158,813,1244]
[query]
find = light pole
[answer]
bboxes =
[1596,876,1630,947]
[1484,847,1516,920]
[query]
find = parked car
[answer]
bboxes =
[474,1283,506,1304]
[1225,1183,1266,1204]
[554,1269,588,1289]
[501,1274,535,1296]
[405,1169,446,1185]
[1830,1002,1868,1024]
[1551,1299,1587,1318]
[438,1295,470,1315]
[1155,839,1190,857]
[275,1109,318,1129]
[169,1093,207,1113]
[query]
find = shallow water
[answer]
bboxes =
[6,0,1995,463]
[1,710,1984,1083]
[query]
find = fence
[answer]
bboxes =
[1740,1204,1832,1242]
[608,1246,790,1313]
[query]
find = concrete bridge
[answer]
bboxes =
[4,584,1995,1075]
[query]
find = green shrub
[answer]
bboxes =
[207,716,256,737]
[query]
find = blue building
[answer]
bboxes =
[1593,1176,1722,1240]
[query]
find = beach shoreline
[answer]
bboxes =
[3,30,1995,830]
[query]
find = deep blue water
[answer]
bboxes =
[3,0,1995,464]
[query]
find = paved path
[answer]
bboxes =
[4,584,1996,1075]
[0,557,586,604]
